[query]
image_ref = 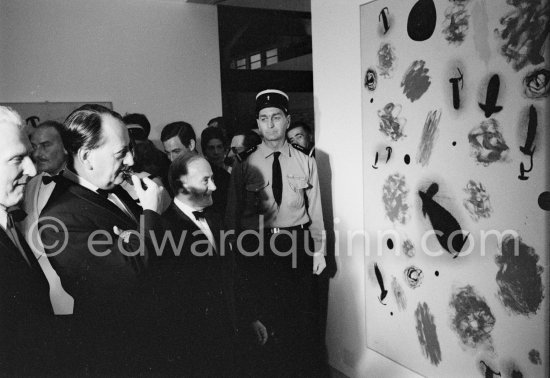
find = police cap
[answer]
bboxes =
[255,89,289,115]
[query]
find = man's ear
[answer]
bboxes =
[77,148,93,170]
[180,176,190,194]
[188,139,196,152]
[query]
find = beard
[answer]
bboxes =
[188,186,213,209]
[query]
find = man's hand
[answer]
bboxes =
[313,253,326,275]
[251,320,268,346]
[132,176,163,212]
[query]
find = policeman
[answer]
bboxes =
[225,89,326,377]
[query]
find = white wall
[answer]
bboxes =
[312,1,420,377]
[0,0,222,140]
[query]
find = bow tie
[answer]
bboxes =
[192,211,205,221]
[7,208,27,223]
[42,174,62,185]
[96,188,117,198]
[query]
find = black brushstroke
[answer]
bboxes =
[379,7,390,34]
[404,154,410,164]
[479,75,503,117]
[419,183,468,257]
[528,349,542,365]
[401,60,431,102]
[407,0,437,41]
[480,361,502,378]
[519,105,537,155]
[385,146,392,162]
[387,239,394,249]
[523,68,550,98]
[468,119,509,165]
[449,68,464,109]
[449,285,495,348]
[495,0,549,71]
[415,302,442,366]
[404,266,423,289]
[374,263,388,304]
[372,152,379,169]
[443,1,471,45]
[365,68,377,91]
[518,151,534,181]
[495,235,544,315]
[538,191,550,210]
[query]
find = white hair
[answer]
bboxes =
[0,106,23,129]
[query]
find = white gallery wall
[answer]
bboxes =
[312,0,549,377]
[0,0,222,140]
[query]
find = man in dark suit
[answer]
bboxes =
[0,106,56,375]
[39,104,164,375]
[153,152,267,376]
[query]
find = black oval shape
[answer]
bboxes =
[538,191,550,211]
[407,0,437,41]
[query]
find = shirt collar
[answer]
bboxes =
[0,207,7,230]
[259,140,291,159]
[174,197,203,220]
[62,169,99,193]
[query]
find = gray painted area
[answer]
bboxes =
[495,236,544,316]
[416,109,441,166]
[382,173,410,224]
[415,302,442,366]
[449,285,495,349]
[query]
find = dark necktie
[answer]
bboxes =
[192,211,205,221]
[272,151,282,206]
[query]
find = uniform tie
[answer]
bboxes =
[272,151,282,206]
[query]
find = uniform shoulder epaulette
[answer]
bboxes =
[290,143,310,156]
[235,145,257,162]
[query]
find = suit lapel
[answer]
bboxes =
[113,185,141,221]
[171,204,218,253]
[0,227,37,269]
[171,203,200,232]
[63,179,137,228]
[204,210,221,252]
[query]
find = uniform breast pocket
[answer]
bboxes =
[287,175,309,208]
[245,181,269,213]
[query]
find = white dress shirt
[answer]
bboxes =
[173,198,217,252]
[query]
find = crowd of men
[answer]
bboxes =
[0,89,324,377]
